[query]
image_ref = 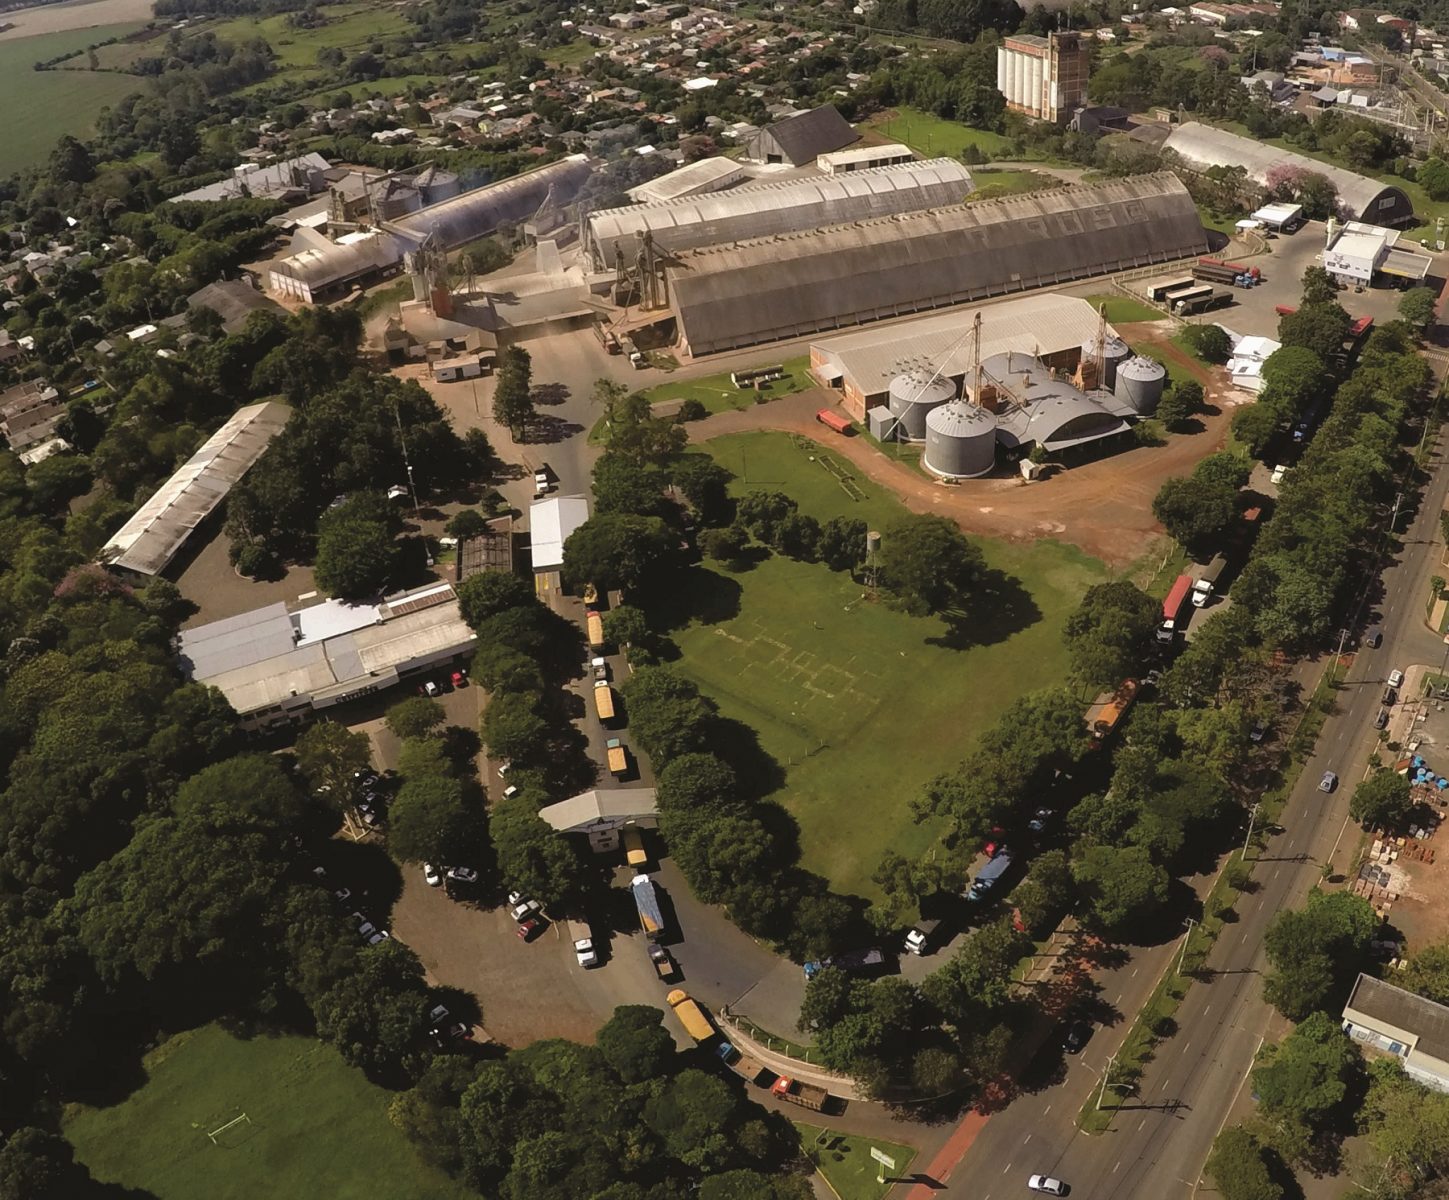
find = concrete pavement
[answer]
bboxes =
[947,416,1449,1199]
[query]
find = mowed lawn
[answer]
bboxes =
[643,354,815,415]
[66,1025,473,1200]
[659,432,1106,899]
[865,107,1015,160]
[0,24,147,174]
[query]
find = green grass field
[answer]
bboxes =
[1082,293,1164,324]
[866,107,1015,160]
[0,24,146,174]
[659,432,1106,899]
[207,1,409,91]
[642,354,815,415]
[66,1025,473,1200]
[797,1122,917,1200]
[970,168,1054,199]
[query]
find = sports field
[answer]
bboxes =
[66,1024,472,1200]
[659,432,1107,899]
[0,23,146,174]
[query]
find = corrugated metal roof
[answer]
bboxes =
[540,788,659,832]
[747,104,858,166]
[1164,122,1409,221]
[672,173,1205,356]
[169,153,331,204]
[390,156,593,249]
[100,401,291,576]
[1346,973,1449,1063]
[629,157,744,204]
[813,293,1116,399]
[269,231,403,290]
[586,159,974,268]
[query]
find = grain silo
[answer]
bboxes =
[886,372,954,441]
[1113,356,1167,415]
[1081,331,1132,390]
[923,401,997,479]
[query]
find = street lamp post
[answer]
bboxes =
[1177,916,1198,976]
[1243,801,1261,858]
[1096,1052,1117,1111]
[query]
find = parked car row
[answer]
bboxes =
[426,1002,473,1050]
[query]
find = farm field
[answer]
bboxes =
[865,106,1015,160]
[652,431,1107,900]
[66,1024,473,1200]
[0,22,146,174]
[0,0,151,39]
[209,1,410,88]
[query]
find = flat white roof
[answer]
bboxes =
[818,141,913,167]
[1251,201,1302,222]
[101,401,291,576]
[530,495,590,570]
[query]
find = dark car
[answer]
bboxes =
[1063,1021,1091,1055]
[1374,709,1389,730]
[1365,627,1383,649]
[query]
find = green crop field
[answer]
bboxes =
[207,1,409,90]
[66,1024,473,1200]
[0,24,147,175]
[866,107,1015,160]
[653,432,1106,899]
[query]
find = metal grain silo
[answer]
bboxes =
[1113,356,1167,416]
[886,372,954,442]
[924,401,997,479]
[1081,332,1132,390]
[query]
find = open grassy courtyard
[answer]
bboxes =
[0,24,147,174]
[643,354,815,416]
[796,1122,917,1200]
[66,1024,472,1200]
[865,107,1015,160]
[654,432,1107,899]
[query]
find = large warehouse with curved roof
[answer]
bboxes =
[668,173,1208,356]
[1163,121,1413,226]
[583,159,974,269]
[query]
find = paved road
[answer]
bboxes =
[951,419,1449,1200]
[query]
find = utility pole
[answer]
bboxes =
[1177,916,1198,976]
[1096,1052,1117,1110]
[1243,801,1261,858]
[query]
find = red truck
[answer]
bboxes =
[816,408,853,435]
[1156,573,1194,643]
[772,1076,831,1112]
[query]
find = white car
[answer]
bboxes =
[1388,669,1405,689]
[507,893,541,922]
[1028,1177,1067,1196]
[574,937,599,968]
[424,863,442,887]
[447,866,479,884]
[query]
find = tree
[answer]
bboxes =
[1421,156,1449,201]
[1259,346,1328,421]
[1401,942,1449,1006]
[562,514,673,592]
[1152,475,1237,552]
[0,1127,99,1200]
[1156,385,1201,431]
[1278,303,1351,362]
[735,491,797,544]
[701,525,749,563]
[1264,890,1377,1019]
[480,692,552,764]
[388,776,484,867]
[817,516,867,572]
[672,455,732,525]
[1205,1126,1283,1200]
[457,571,535,628]
[295,720,372,804]
[922,916,1030,1026]
[877,514,986,616]
[1350,769,1413,830]
[1252,1012,1360,1155]
[595,1005,675,1083]
[643,1069,738,1171]
[602,605,651,654]
[25,454,92,512]
[1181,324,1231,364]
[386,696,447,741]
[773,513,820,560]
[1072,844,1170,933]
[48,135,94,184]
[1400,286,1438,330]
[491,795,582,907]
[624,667,718,765]
[1300,266,1339,307]
[446,509,489,540]
[1063,580,1160,687]
[314,492,399,600]
[1232,403,1281,459]
[592,453,672,519]
[493,346,534,439]
[312,939,430,1084]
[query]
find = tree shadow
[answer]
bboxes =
[527,414,584,444]
[926,569,1041,651]
[711,714,787,802]
[643,564,744,633]
[532,382,570,406]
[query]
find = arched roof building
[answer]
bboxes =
[390,156,594,249]
[668,173,1207,356]
[1163,122,1413,226]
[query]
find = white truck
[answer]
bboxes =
[568,920,598,968]
[1191,555,1227,607]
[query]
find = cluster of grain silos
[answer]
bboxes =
[1113,356,1167,416]
[885,372,955,441]
[923,400,997,479]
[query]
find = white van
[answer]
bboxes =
[568,921,598,968]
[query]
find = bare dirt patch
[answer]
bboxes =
[0,0,153,41]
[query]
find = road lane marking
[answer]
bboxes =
[1023,1134,1032,1144]
[1139,1117,1148,1130]
[1114,1161,1122,1173]
[1204,1005,1211,1015]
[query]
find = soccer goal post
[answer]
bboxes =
[207,1113,250,1145]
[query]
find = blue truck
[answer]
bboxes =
[632,874,665,941]
[967,850,1014,901]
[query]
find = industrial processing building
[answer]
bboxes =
[813,293,1163,476]
[997,32,1090,124]
[177,581,476,731]
[1164,122,1414,226]
[743,104,858,166]
[668,173,1207,357]
[100,401,291,580]
[584,159,973,271]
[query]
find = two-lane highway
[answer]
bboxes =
[954,420,1449,1199]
